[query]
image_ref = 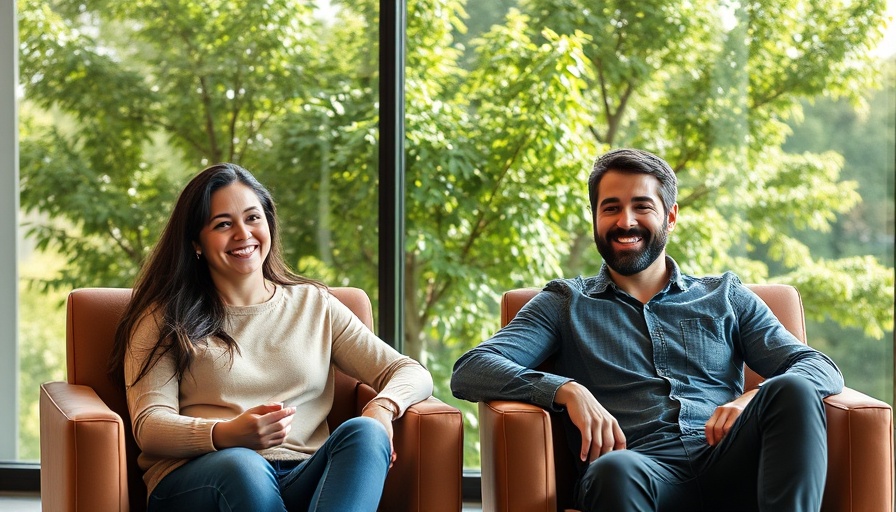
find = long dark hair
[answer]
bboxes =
[108,163,319,385]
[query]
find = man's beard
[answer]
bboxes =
[594,223,668,276]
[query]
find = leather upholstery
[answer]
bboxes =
[483,284,894,512]
[40,287,463,512]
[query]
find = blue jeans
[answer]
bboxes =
[147,417,392,512]
[575,374,828,512]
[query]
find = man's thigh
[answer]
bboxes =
[575,439,701,512]
[696,375,828,512]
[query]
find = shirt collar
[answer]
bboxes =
[586,256,689,296]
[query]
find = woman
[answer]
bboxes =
[108,163,433,511]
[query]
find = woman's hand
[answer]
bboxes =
[212,403,296,450]
[362,399,397,468]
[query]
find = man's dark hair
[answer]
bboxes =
[588,148,678,215]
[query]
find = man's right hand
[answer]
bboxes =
[554,381,626,463]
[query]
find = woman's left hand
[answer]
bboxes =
[362,400,397,468]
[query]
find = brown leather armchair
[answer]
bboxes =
[40,287,463,512]
[479,284,894,512]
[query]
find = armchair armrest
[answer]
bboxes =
[479,400,558,512]
[821,387,894,512]
[40,381,130,512]
[380,397,464,512]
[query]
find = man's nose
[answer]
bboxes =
[616,208,638,228]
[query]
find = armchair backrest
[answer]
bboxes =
[500,284,807,392]
[65,286,375,512]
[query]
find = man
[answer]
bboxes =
[451,148,842,511]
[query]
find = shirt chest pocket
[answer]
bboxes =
[680,317,731,374]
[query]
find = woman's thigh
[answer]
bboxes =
[148,447,285,512]
[280,417,391,512]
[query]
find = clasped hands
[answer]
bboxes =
[211,399,398,468]
[556,381,758,463]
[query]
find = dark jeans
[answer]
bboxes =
[575,374,828,512]
[148,416,392,512]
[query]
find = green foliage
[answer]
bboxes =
[17,254,67,461]
[17,0,893,467]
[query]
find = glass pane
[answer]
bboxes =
[407,0,894,470]
[15,0,379,462]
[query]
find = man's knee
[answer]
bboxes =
[758,374,826,430]
[577,451,656,510]
[761,375,822,409]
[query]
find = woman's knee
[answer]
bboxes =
[204,448,278,491]
[332,416,390,448]
[150,448,282,511]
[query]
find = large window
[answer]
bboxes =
[12,0,384,462]
[4,0,894,489]
[403,0,894,468]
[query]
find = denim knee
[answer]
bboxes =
[330,416,391,455]
[149,447,282,512]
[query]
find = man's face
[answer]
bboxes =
[593,171,677,276]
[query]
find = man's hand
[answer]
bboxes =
[555,381,626,463]
[705,388,758,446]
[212,402,296,450]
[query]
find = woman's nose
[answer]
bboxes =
[234,224,253,241]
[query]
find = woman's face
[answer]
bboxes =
[194,182,271,288]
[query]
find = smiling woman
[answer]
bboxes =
[194,181,273,306]
[101,163,433,512]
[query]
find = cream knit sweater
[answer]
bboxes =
[124,283,433,495]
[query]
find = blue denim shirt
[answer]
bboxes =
[451,257,843,449]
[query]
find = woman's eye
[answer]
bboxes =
[214,221,231,229]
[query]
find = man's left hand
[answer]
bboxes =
[705,388,759,446]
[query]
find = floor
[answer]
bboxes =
[0,492,40,512]
[0,492,484,511]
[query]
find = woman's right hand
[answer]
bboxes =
[212,403,296,450]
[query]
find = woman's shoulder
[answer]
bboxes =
[279,281,331,304]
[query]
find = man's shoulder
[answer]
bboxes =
[679,270,744,292]
[543,276,596,296]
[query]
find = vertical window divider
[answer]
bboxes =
[378,0,406,352]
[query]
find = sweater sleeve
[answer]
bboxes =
[327,293,433,418]
[124,311,219,458]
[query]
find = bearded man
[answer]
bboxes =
[451,148,842,512]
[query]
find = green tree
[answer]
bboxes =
[18,0,894,466]
[781,55,895,404]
